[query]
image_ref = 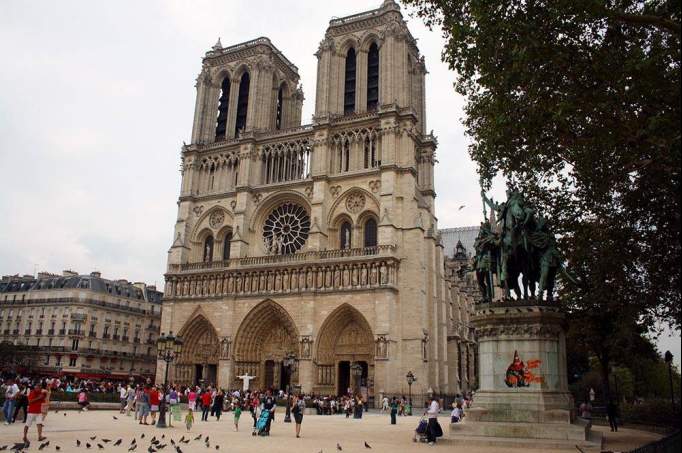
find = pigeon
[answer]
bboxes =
[150,437,157,443]
[56,446,61,451]
[64,413,67,416]
[157,444,167,450]
[337,443,343,451]
[170,440,176,446]
[113,416,119,420]
[458,205,466,210]
[38,441,50,450]
[97,444,104,450]
[11,443,27,452]
[193,435,201,441]
[102,439,111,443]
[90,437,97,441]
[86,443,92,449]
[215,446,219,450]
[148,446,156,453]
[141,434,145,440]
[161,435,165,439]
[77,440,81,447]
[128,445,137,452]
[0,446,6,451]
[364,442,372,449]
[204,437,209,443]
[175,447,183,453]
[114,439,123,446]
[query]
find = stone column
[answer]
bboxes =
[356,49,368,113]
[298,360,314,393]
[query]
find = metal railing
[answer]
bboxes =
[169,245,397,273]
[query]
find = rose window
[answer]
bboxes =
[263,202,311,255]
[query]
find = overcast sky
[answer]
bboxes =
[0,0,678,364]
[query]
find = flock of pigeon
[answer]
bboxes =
[0,412,376,453]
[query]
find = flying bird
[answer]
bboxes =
[458,205,466,210]
[364,441,372,449]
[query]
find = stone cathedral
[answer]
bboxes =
[159,0,477,403]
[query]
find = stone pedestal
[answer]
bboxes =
[453,302,601,449]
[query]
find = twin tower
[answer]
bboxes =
[161,1,476,401]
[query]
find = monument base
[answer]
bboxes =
[461,301,602,449]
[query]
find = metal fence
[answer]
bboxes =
[627,430,681,453]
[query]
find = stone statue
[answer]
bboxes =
[475,188,564,302]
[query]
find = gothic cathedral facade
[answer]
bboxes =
[159,0,477,402]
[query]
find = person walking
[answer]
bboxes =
[425,395,442,446]
[291,393,306,438]
[187,387,197,411]
[77,389,90,411]
[212,390,224,421]
[233,399,242,432]
[607,399,619,432]
[12,383,29,424]
[125,385,135,417]
[3,378,19,424]
[149,386,160,425]
[23,381,48,447]
[185,408,194,432]
[382,396,389,413]
[138,386,150,425]
[201,390,212,421]
[390,397,398,425]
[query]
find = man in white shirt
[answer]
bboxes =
[425,396,441,445]
[3,378,20,425]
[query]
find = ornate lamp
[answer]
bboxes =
[406,371,416,414]
[282,352,298,423]
[155,331,183,428]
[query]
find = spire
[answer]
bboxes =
[212,37,222,51]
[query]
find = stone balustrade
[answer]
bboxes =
[165,246,399,299]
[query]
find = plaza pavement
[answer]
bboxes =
[0,410,661,453]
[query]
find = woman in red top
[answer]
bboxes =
[200,390,212,421]
[149,387,161,425]
[23,381,48,446]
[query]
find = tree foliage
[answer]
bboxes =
[403,0,680,386]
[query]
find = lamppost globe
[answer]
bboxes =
[155,331,183,429]
[405,371,416,415]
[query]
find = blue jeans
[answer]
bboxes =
[3,399,16,423]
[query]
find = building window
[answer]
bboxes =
[215,76,231,140]
[203,235,214,262]
[340,222,352,249]
[44,355,50,365]
[56,356,62,366]
[344,48,357,114]
[223,232,232,260]
[235,72,250,137]
[263,202,311,255]
[367,43,379,110]
[276,83,284,130]
[71,339,79,351]
[69,357,77,367]
[363,218,378,248]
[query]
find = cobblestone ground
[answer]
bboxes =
[0,410,661,453]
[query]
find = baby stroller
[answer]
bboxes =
[253,408,271,436]
[413,415,429,443]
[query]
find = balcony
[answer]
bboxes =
[88,331,97,338]
[146,338,155,345]
[70,313,86,321]
[36,329,43,335]
[12,329,19,335]
[68,329,84,337]
[48,329,55,335]
[58,329,66,335]
[2,330,9,335]
[122,336,129,342]
[133,337,140,344]
[102,333,111,339]
[113,335,120,341]
[24,329,30,335]
[165,245,399,299]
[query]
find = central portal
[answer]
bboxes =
[233,300,300,391]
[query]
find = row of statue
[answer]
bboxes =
[473,189,564,302]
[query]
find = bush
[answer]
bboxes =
[620,399,681,428]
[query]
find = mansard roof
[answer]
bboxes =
[203,36,299,81]
[0,272,163,303]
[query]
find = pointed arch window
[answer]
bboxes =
[203,236,214,262]
[363,218,378,248]
[222,231,232,261]
[344,48,357,114]
[235,72,250,137]
[215,76,231,140]
[367,43,379,111]
[276,84,284,130]
[340,222,352,249]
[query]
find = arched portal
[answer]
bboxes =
[233,300,299,391]
[316,304,374,397]
[174,314,220,386]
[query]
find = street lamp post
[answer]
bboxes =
[155,332,184,428]
[406,371,416,416]
[665,351,675,413]
[282,352,298,423]
[351,362,364,418]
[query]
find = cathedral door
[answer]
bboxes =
[206,364,217,385]
[337,361,350,396]
[194,364,203,385]
[264,360,275,389]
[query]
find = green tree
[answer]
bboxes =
[402,0,681,396]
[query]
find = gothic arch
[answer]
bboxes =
[338,36,360,56]
[316,303,374,364]
[359,32,383,52]
[232,299,300,362]
[190,206,234,242]
[248,190,312,235]
[326,187,379,228]
[232,63,251,80]
[174,312,220,385]
[211,67,234,87]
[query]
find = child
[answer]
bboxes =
[450,402,464,423]
[185,408,194,432]
[233,401,242,432]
